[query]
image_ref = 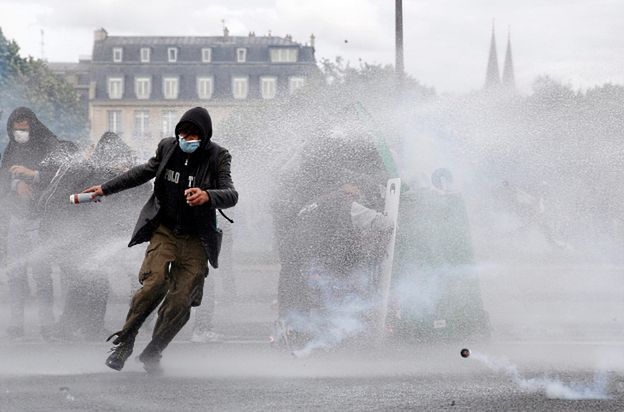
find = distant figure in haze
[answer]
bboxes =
[84,107,238,373]
[272,130,389,323]
[0,107,59,340]
[277,178,393,351]
[498,180,569,250]
[38,132,148,341]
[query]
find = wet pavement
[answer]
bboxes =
[2,262,624,410]
[1,341,624,411]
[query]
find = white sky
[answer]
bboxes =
[1,0,622,94]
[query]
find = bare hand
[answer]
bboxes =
[83,185,104,198]
[10,165,36,179]
[16,181,33,198]
[184,187,210,207]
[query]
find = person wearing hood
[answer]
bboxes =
[0,107,60,340]
[39,132,148,341]
[84,107,238,373]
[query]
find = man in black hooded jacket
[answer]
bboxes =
[0,107,59,339]
[84,107,238,373]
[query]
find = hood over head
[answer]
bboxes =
[2,107,59,169]
[174,107,213,150]
[91,131,134,169]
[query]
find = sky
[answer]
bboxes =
[0,0,622,94]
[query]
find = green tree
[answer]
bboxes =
[0,27,86,149]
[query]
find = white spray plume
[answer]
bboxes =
[471,351,611,400]
[286,270,376,358]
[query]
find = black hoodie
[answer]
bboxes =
[2,107,59,171]
[0,107,60,216]
[156,107,215,234]
[101,107,238,268]
[174,106,213,145]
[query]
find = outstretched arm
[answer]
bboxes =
[84,141,164,197]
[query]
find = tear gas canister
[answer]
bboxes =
[69,193,99,204]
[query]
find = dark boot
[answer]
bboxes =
[138,341,163,374]
[105,333,135,371]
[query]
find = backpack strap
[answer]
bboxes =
[208,142,234,224]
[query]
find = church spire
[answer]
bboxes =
[502,27,516,90]
[484,20,500,89]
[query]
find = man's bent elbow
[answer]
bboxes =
[228,189,239,208]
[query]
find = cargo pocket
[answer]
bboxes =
[138,241,160,285]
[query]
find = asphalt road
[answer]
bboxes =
[1,341,624,411]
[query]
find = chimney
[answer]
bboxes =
[94,28,108,42]
[285,34,293,42]
[310,33,316,49]
[223,26,229,40]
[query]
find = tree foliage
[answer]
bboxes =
[318,56,435,103]
[0,27,86,149]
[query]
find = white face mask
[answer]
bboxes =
[13,130,30,144]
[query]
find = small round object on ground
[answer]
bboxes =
[460,348,470,358]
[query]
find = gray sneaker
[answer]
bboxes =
[105,340,134,371]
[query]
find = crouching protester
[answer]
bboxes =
[83,107,238,373]
[277,178,394,351]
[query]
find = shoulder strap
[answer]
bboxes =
[208,142,234,224]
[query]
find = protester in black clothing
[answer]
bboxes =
[272,131,389,320]
[0,107,59,339]
[84,107,238,373]
[39,132,147,340]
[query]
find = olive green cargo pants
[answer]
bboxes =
[114,224,207,354]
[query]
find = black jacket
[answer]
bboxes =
[0,107,60,217]
[100,108,238,268]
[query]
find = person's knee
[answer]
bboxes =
[158,295,192,322]
[138,269,167,291]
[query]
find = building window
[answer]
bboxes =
[107,77,124,99]
[168,47,178,62]
[161,110,177,137]
[202,48,212,63]
[163,77,179,99]
[270,48,298,63]
[134,110,150,137]
[197,77,214,100]
[289,76,305,95]
[134,77,151,99]
[236,48,247,63]
[232,76,248,99]
[260,76,277,99]
[113,47,123,62]
[140,47,151,63]
[107,110,122,134]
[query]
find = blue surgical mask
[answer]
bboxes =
[179,138,201,153]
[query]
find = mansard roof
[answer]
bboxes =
[92,35,315,63]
